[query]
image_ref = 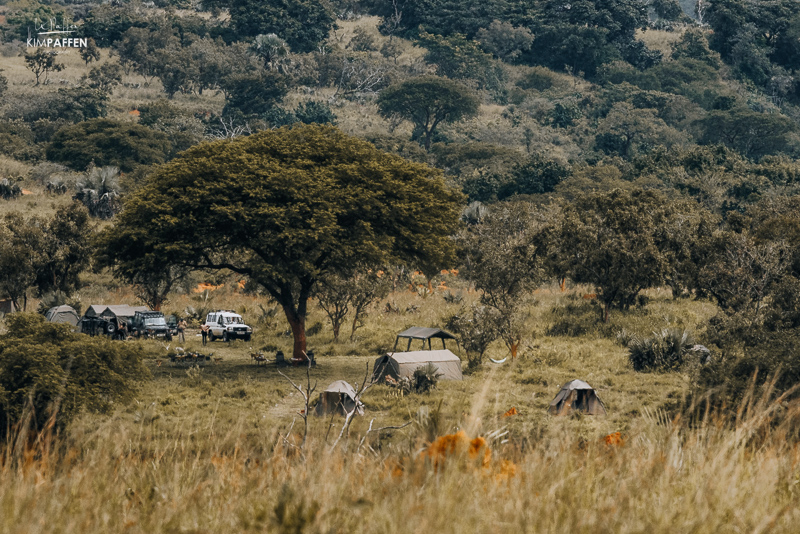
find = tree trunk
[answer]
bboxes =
[510,341,519,359]
[560,277,566,292]
[603,302,610,323]
[283,306,307,360]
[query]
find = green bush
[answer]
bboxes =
[628,328,695,372]
[0,313,148,440]
[413,363,442,393]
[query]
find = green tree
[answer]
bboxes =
[221,72,290,117]
[365,0,513,39]
[46,119,172,172]
[498,153,571,199]
[24,49,64,85]
[34,203,93,297]
[154,46,199,98]
[0,70,7,100]
[0,214,42,311]
[558,189,676,322]
[476,20,534,63]
[595,102,688,159]
[694,107,798,159]
[0,314,147,441]
[81,62,123,93]
[377,76,480,150]
[416,32,502,91]
[459,202,548,358]
[98,124,463,358]
[316,267,391,341]
[227,0,335,53]
[0,205,91,311]
[80,38,102,65]
[671,27,721,68]
[445,305,502,367]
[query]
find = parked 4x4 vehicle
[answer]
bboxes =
[129,311,172,339]
[203,310,252,342]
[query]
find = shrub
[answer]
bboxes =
[628,328,695,372]
[413,363,443,393]
[0,314,148,441]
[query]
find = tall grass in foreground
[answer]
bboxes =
[3,385,800,534]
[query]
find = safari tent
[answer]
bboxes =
[372,350,463,383]
[0,299,15,314]
[548,380,606,416]
[45,305,80,327]
[314,381,364,417]
[393,327,458,352]
[83,304,149,323]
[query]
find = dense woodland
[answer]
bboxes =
[1,2,800,531]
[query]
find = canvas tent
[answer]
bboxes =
[81,304,149,337]
[0,299,15,314]
[84,304,148,322]
[548,380,606,416]
[45,305,80,327]
[393,327,458,352]
[314,380,364,417]
[372,350,463,383]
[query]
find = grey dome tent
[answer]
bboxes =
[314,380,364,417]
[548,380,606,416]
[372,350,463,383]
[45,305,80,327]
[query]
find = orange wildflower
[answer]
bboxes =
[602,432,625,447]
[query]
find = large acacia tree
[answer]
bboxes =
[99,124,462,358]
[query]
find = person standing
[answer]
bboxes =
[178,318,187,343]
[201,323,209,346]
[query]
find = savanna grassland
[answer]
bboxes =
[3,278,797,534]
[3,0,800,532]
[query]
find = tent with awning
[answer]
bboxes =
[392,326,458,352]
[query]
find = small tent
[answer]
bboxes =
[45,305,80,327]
[548,380,606,416]
[314,381,364,417]
[372,350,463,383]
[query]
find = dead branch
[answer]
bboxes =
[357,419,413,453]
[330,362,373,451]
[277,355,316,448]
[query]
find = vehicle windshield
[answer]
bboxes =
[144,317,167,326]
[223,316,243,324]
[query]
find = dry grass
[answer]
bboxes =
[1,335,799,533]
[637,28,685,58]
[0,264,792,532]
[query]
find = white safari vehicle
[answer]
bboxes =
[203,310,252,342]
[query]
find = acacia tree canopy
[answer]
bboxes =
[377,76,480,150]
[99,124,463,358]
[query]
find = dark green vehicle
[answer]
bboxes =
[129,311,172,340]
